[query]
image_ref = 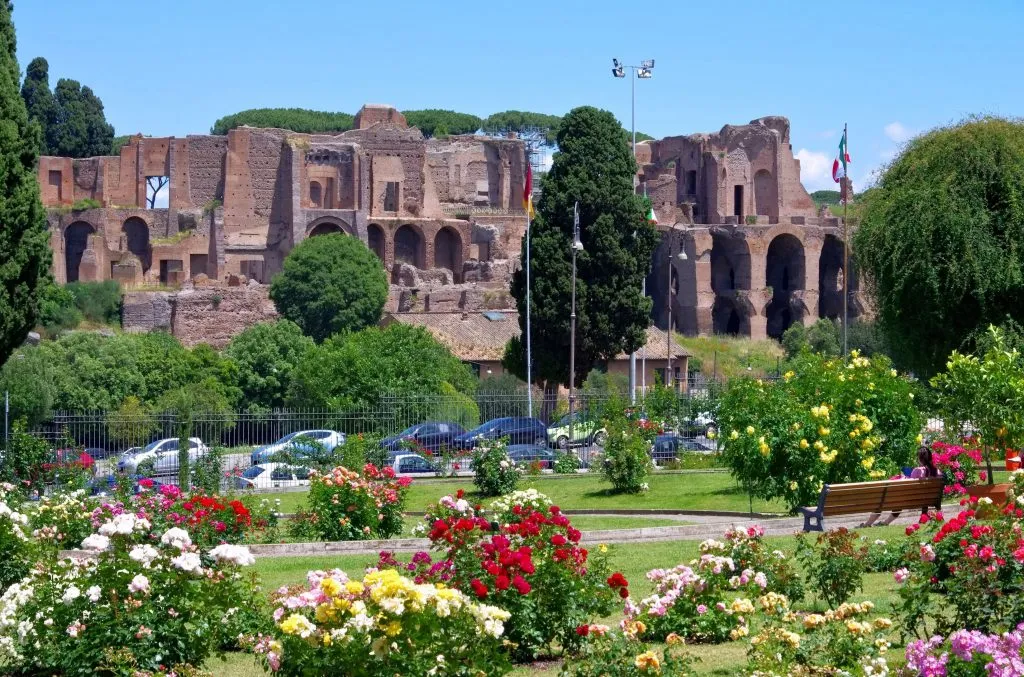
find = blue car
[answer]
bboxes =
[452,417,549,450]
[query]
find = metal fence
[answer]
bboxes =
[16,386,723,484]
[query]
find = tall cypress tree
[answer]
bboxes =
[507,106,659,391]
[0,2,51,367]
[20,56,53,155]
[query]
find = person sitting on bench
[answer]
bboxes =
[859,446,940,527]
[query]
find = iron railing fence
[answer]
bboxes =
[17,387,724,484]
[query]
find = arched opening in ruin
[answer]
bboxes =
[818,234,844,319]
[367,224,385,261]
[64,221,95,283]
[434,227,463,282]
[122,217,151,273]
[754,169,774,218]
[710,233,752,294]
[394,224,424,268]
[309,181,322,208]
[712,297,750,337]
[765,234,806,339]
[671,236,699,336]
[309,221,344,237]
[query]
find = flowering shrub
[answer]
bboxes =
[27,489,94,551]
[895,501,1024,636]
[746,597,893,677]
[625,547,773,643]
[932,440,985,497]
[293,464,410,541]
[561,622,697,676]
[860,536,905,573]
[905,623,1024,676]
[795,527,865,607]
[382,490,622,661]
[553,451,580,474]
[0,496,33,591]
[0,517,258,674]
[472,439,522,496]
[706,525,804,602]
[601,414,654,494]
[718,351,922,510]
[251,568,512,676]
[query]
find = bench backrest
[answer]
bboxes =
[820,477,944,516]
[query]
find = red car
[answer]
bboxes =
[47,448,96,471]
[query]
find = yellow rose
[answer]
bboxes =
[665,632,684,646]
[799,439,809,449]
[746,426,755,435]
[730,430,740,440]
[861,456,875,470]
[789,481,798,491]
[634,651,661,672]
[819,427,830,436]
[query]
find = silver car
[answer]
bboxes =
[117,437,209,476]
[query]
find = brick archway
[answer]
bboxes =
[434,226,463,282]
[394,223,425,268]
[765,233,806,339]
[122,217,151,273]
[65,220,96,283]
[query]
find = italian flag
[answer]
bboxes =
[832,130,850,183]
[647,206,658,224]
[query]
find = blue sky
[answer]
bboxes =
[13,0,1023,192]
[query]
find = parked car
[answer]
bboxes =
[453,417,549,450]
[250,430,345,465]
[678,412,717,438]
[380,422,466,454]
[50,448,96,471]
[117,437,209,476]
[389,453,439,475]
[547,412,607,449]
[233,463,311,490]
[506,444,556,469]
[651,434,715,464]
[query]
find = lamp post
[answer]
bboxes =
[569,202,583,450]
[666,225,687,390]
[612,57,654,405]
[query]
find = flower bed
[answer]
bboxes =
[382,489,623,661]
[251,568,512,676]
[931,440,986,497]
[906,624,1024,676]
[291,464,410,541]
[0,516,259,675]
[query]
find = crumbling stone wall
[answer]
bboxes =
[187,136,227,207]
[123,286,278,348]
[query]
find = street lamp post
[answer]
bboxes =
[569,202,584,451]
[666,226,687,391]
[612,58,654,405]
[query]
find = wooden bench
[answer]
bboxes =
[799,477,944,532]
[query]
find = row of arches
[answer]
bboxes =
[307,221,465,282]
[679,232,859,339]
[64,217,153,283]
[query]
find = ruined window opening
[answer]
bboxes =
[146,176,169,209]
[733,185,744,219]
[325,178,335,209]
[367,224,385,260]
[48,170,63,201]
[309,181,322,208]
[384,182,399,212]
[685,170,697,195]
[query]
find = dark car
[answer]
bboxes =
[380,422,466,455]
[453,417,549,450]
[506,444,556,469]
[651,434,714,464]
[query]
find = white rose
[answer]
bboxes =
[127,574,150,595]
[170,552,203,574]
[208,544,256,567]
[85,586,102,603]
[129,545,160,566]
[80,534,110,552]
[61,586,81,604]
[160,528,192,550]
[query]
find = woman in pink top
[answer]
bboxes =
[859,446,940,527]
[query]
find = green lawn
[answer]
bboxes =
[210,526,909,676]
[259,471,785,516]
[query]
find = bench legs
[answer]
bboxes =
[800,510,823,532]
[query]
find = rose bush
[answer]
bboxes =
[381,490,623,661]
[0,516,259,675]
[705,525,804,603]
[905,624,1024,676]
[561,621,697,677]
[291,464,410,541]
[0,490,33,592]
[718,351,921,510]
[932,440,986,497]
[471,439,522,497]
[600,413,654,494]
[795,527,866,607]
[251,568,512,676]
[746,597,893,677]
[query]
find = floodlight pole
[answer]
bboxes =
[569,202,581,451]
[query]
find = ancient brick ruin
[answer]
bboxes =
[38,107,863,347]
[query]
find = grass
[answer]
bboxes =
[675,334,785,380]
[209,525,910,676]
[260,472,785,516]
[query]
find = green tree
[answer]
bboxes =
[20,56,54,154]
[270,234,388,342]
[403,109,481,137]
[287,324,475,426]
[0,3,50,369]
[0,345,56,426]
[781,319,841,359]
[106,395,157,447]
[482,110,563,145]
[507,106,658,393]
[211,108,354,135]
[224,319,314,411]
[853,117,1024,376]
[156,378,236,490]
[47,79,115,158]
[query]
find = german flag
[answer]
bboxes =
[523,153,535,219]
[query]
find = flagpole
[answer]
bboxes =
[842,122,849,358]
[525,152,533,416]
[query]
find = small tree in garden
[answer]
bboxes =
[601,411,653,494]
[717,351,922,511]
[795,527,865,607]
[107,395,157,447]
[931,325,1024,484]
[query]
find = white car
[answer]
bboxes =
[117,437,209,476]
[250,430,346,465]
[232,463,311,490]
[389,453,440,475]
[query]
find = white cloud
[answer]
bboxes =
[818,129,837,139]
[884,122,913,143]
[795,148,836,192]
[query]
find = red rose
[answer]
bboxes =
[575,625,590,637]
[138,478,154,488]
[456,489,465,499]
[550,505,561,515]
[619,587,630,599]
[470,579,489,599]
[512,575,531,595]
[550,534,567,547]
[495,575,510,591]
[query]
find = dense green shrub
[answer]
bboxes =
[472,438,521,496]
[66,280,121,324]
[211,108,355,135]
[795,527,866,607]
[600,412,653,494]
[224,319,314,411]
